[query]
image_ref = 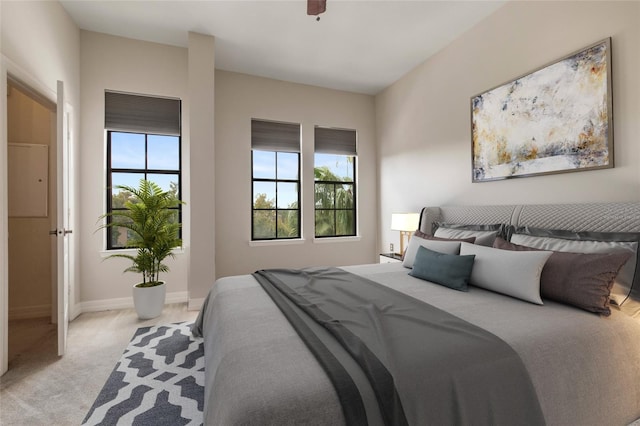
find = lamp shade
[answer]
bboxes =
[390,213,420,232]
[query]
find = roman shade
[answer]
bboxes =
[251,119,300,152]
[105,91,181,136]
[315,127,357,155]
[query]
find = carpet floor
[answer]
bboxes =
[82,321,204,425]
[0,304,198,425]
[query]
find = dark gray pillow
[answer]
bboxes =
[432,223,508,246]
[413,229,476,244]
[409,245,475,291]
[494,237,632,315]
[511,226,640,317]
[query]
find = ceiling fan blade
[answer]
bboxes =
[307,0,326,16]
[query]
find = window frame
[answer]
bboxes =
[313,126,358,239]
[251,149,302,241]
[314,154,357,238]
[106,130,182,250]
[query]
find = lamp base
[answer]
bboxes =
[399,230,413,257]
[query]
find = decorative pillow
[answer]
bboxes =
[459,242,552,304]
[402,235,463,269]
[433,223,506,246]
[409,246,475,291]
[494,237,632,315]
[414,229,476,243]
[511,227,640,312]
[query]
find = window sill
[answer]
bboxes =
[99,247,185,258]
[249,239,306,247]
[313,236,361,244]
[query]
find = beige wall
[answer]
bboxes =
[79,33,377,306]
[375,1,640,252]
[187,33,216,302]
[1,0,81,372]
[79,31,189,304]
[13,1,623,311]
[7,86,56,319]
[215,70,377,278]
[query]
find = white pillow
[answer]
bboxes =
[510,234,638,306]
[434,227,499,247]
[459,242,552,304]
[402,236,462,269]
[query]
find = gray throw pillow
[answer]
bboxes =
[402,235,463,269]
[494,237,632,315]
[409,246,475,291]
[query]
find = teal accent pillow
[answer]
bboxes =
[409,245,476,291]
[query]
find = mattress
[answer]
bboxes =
[195,262,640,425]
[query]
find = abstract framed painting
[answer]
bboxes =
[471,38,613,182]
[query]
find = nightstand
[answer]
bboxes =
[379,253,403,264]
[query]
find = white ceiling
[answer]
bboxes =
[60,0,505,95]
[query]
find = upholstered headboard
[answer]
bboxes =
[419,202,640,235]
[418,201,640,317]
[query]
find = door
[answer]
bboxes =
[55,80,71,356]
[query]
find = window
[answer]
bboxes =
[105,91,181,249]
[251,119,301,240]
[314,127,357,237]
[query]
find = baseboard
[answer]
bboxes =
[9,304,51,320]
[69,303,82,321]
[79,291,189,313]
[188,297,205,311]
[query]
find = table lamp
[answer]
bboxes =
[391,212,420,256]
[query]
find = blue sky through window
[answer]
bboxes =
[252,150,299,209]
[110,132,180,193]
[253,150,275,179]
[277,182,298,208]
[112,133,145,169]
[315,153,354,181]
[252,151,352,182]
[149,135,180,170]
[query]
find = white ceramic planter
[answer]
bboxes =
[133,281,166,319]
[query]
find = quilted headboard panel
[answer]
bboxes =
[515,203,640,233]
[419,202,640,234]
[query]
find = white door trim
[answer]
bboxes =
[0,58,8,376]
[0,55,58,375]
[56,80,69,357]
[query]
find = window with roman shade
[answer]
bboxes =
[251,119,301,240]
[314,127,357,237]
[105,90,182,249]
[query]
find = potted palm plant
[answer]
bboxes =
[100,179,183,319]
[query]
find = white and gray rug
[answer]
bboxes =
[82,321,204,426]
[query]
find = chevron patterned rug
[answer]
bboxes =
[82,321,204,426]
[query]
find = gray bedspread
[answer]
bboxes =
[194,263,640,426]
[254,267,544,426]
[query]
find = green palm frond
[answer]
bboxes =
[99,179,184,285]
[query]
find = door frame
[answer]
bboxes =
[56,80,70,357]
[0,56,61,375]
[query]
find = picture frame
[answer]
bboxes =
[471,38,613,183]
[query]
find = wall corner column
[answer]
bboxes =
[187,32,215,304]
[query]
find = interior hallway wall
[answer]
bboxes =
[7,84,56,320]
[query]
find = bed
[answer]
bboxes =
[194,202,640,426]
